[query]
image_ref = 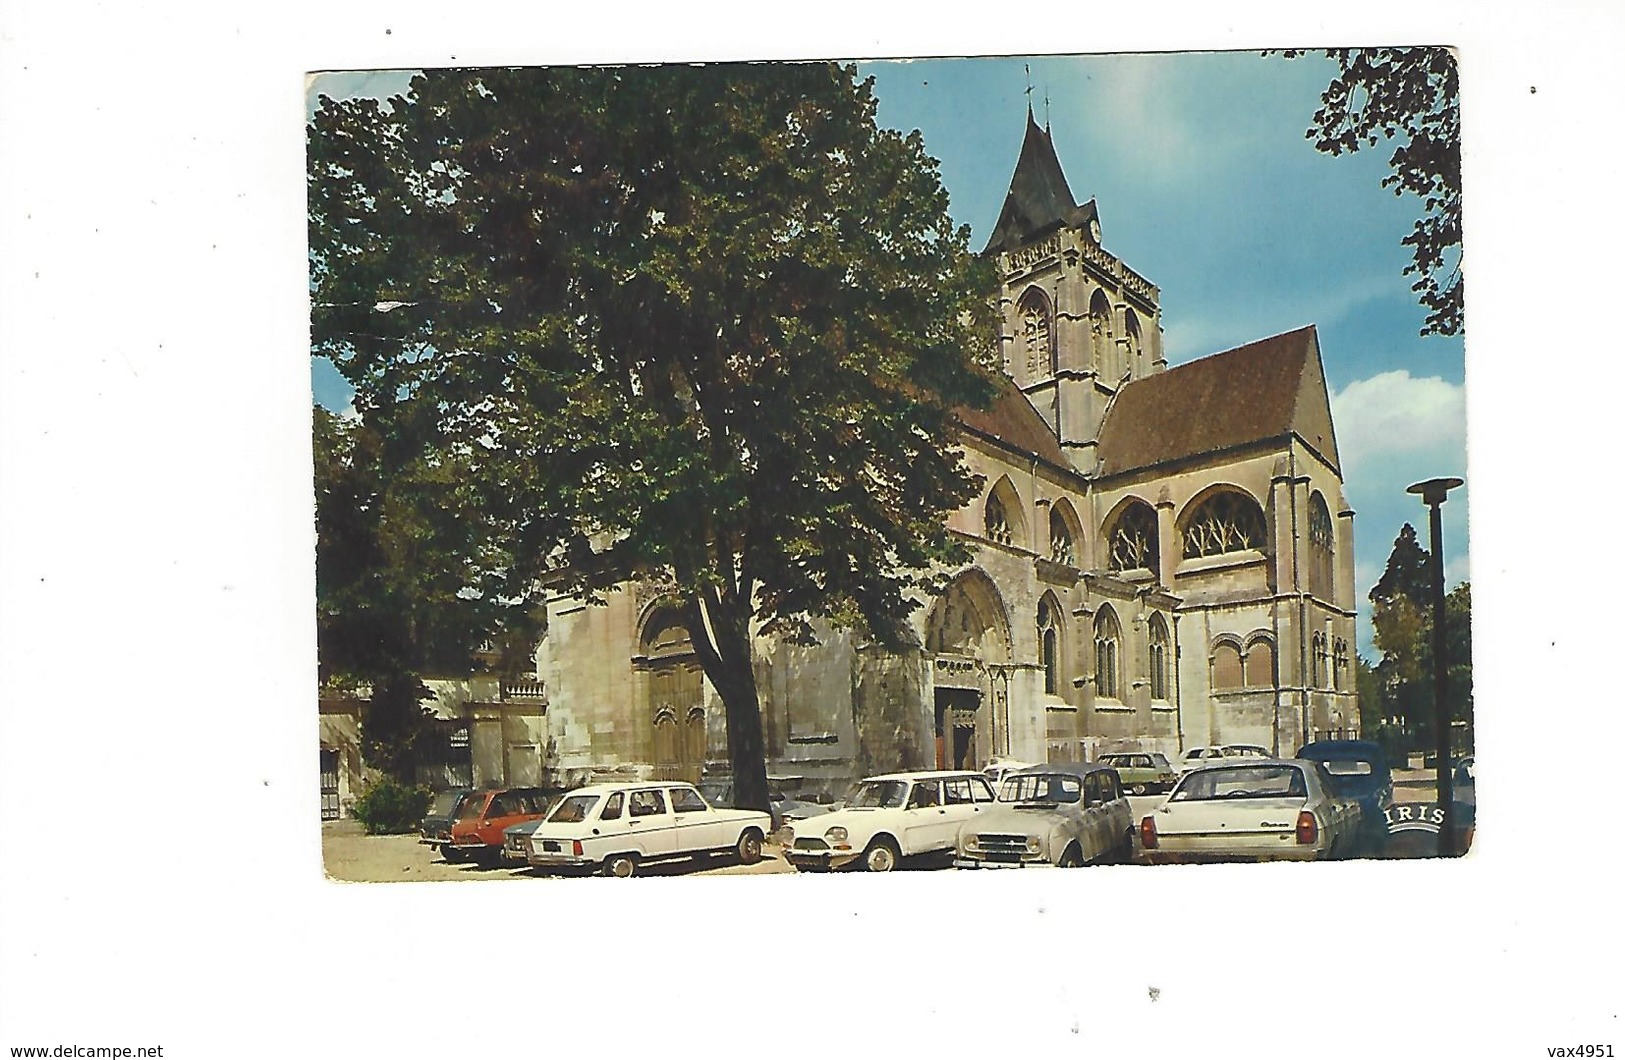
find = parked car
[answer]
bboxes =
[1096,752,1179,795]
[444,787,560,864]
[981,758,1038,790]
[956,763,1135,868]
[1140,759,1361,863]
[696,779,831,831]
[523,781,771,877]
[502,818,544,864]
[1176,745,1272,773]
[418,788,476,856]
[1295,739,1394,854]
[780,770,997,872]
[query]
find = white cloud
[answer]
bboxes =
[1332,370,1467,480]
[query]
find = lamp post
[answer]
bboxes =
[1406,476,1464,856]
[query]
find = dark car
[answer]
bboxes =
[418,788,477,855]
[697,779,831,832]
[1295,740,1394,854]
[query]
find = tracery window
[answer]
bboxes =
[1148,615,1170,701]
[1333,637,1349,691]
[1309,493,1335,600]
[1038,598,1061,695]
[1094,608,1121,700]
[1183,490,1267,558]
[1019,289,1055,379]
[985,492,1013,546]
[1312,632,1329,688]
[1048,508,1075,565]
[1107,502,1159,577]
[1125,309,1143,380]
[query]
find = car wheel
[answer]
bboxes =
[602,852,639,878]
[861,837,900,873]
[1131,782,1149,796]
[1120,828,1136,864]
[1057,843,1083,868]
[735,829,764,865]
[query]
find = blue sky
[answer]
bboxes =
[310,54,1471,656]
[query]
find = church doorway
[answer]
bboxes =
[934,687,981,770]
[640,606,708,783]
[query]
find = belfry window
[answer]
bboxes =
[1309,493,1335,600]
[1312,632,1329,688]
[1019,289,1055,379]
[1183,491,1267,558]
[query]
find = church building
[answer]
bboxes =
[322,112,1361,807]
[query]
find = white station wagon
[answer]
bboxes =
[780,770,997,872]
[523,781,772,877]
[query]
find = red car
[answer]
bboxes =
[443,787,559,864]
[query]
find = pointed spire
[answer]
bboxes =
[982,110,1096,255]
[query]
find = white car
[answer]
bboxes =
[523,781,772,877]
[956,764,1135,868]
[1140,759,1361,863]
[1176,744,1272,773]
[780,770,997,872]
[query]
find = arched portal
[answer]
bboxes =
[638,603,708,782]
[923,571,1013,771]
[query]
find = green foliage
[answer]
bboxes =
[1365,522,1473,749]
[351,776,433,835]
[1279,48,1462,336]
[309,65,1000,808]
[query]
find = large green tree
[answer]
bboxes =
[1366,523,1472,748]
[309,65,999,810]
[1279,48,1463,336]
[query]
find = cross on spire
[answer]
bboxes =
[1024,63,1034,116]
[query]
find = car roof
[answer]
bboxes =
[1296,740,1388,761]
[1013,762,1117,777]
[860,770,988,782]
[1181,757,1315,774]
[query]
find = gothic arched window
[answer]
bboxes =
[1312,632,1329,689]
[1094,607,1121,701]
[1089,289,1114,379]
[1309,492,1335,600]
[1182,490,1268,558]
[1124,308,1143,380]
[1019,288,1055,380]
[1048,507,1075,565]
[1148,614,1171,701]
[985,492,1012,546]
[1107,501,1159,578]
[1038,597,1061,695]
[1333,637,1349,691]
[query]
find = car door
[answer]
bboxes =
[1081,773,1113,858]
[625,787,677,858]
[667,785,725,853]
[900,780,950,854]
[941,776,985,846]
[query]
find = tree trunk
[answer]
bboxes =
[682,593,771,814]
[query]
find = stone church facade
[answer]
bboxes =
[323,114,1359,805]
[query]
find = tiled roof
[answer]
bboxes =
[1095,325,1340,477]
[982,114,1098,255]
[955,375,1071,469]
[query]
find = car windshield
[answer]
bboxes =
[848,781,909,808]
[1170,765,1307,802]
[547,794,601,823]
[428,790,465,816]
[1000,773,1082,804]
[1309,759,1386,798]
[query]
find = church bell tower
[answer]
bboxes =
[984,112,1167,473]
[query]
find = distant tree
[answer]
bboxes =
[314,404,541,781]
[1366,523,1472,748]
[1278,48,1462,336]
[308,65,999,810]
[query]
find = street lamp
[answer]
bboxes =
[1406,476,1464,856]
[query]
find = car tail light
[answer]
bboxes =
[572,840,583,857]
[1296,811,1318,845]
[1140,816,1158,850]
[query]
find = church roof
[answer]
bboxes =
[1095,325,1341,477]
[955,374,1072,470]
[982,114,1099,255]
